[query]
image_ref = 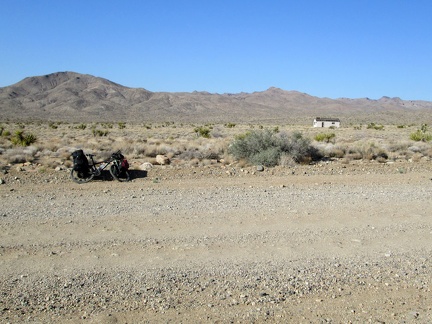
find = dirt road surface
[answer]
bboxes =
[1,162,432,323]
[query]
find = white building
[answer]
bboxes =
[313,117,340,128]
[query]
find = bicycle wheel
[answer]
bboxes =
[70,169,94,184]
[110,164,130,182]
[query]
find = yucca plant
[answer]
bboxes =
[10,130,37,146]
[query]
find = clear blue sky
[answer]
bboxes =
[1,1,431,100]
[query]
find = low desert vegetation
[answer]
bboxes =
[410,124,432,142]
[228,129,319,167]
[367,122,385,130]
[314,132,336,143]
[0,121,431,170]
[10,130,37,146]
[194,126,211,138]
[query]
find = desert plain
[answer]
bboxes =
[0,120,431,323]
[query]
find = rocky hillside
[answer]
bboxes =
[1,72,431,124]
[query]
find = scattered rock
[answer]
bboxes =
[156,155,170,165]
[140,162,153,171]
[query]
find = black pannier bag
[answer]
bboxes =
[72,150,89,173]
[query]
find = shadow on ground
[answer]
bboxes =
[128,170,147,180]
[85,170,147,182]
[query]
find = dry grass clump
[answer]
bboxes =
[314,143,346,159]
[2,146,38,164]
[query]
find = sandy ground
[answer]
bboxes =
[1,161,432,323]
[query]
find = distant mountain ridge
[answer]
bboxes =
[1,71,431,124]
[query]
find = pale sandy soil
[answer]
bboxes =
[1,161,432,323]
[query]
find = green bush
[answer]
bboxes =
[10,130,37,146]
[314,132,336,143]
[101,123,113,129]
[367,122,384,130]
[76,123,87,130]
[92,128,109,137]
[410,124,432,142]
[194,126,211,138]
[228,129,319,167]
[118,122,126,129]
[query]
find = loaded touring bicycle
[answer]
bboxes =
[71,150,130,183]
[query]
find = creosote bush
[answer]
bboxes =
[228,129,319,167]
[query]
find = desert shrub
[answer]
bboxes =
[228,129,318,167]
[315,142,345,158]
[410,131,431,142]
[10,130,37,146]
[209,127,225,138]
[225,123,236,128]
[410,124,432,142]
[343,142,389,161]
[48,122,58,129]
[101,123,113,129]
[367,123,384,130]
[118,122,126,129]
[385,141,410,152]
[345,151,363,160]
[91,128,109,137]
[194,126,211,138]
[314,132,336,143]
[249,146,281,166]
[279,153,296,167]
[76,123,87,130]
[2,147,38,164]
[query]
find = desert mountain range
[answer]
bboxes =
[1,71,431,125]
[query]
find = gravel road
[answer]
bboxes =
[1,162,432,323]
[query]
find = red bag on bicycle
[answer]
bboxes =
[121,159,129,171]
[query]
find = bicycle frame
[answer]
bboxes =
[87,154,113,176]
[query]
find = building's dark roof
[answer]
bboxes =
[315,117,340,122]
